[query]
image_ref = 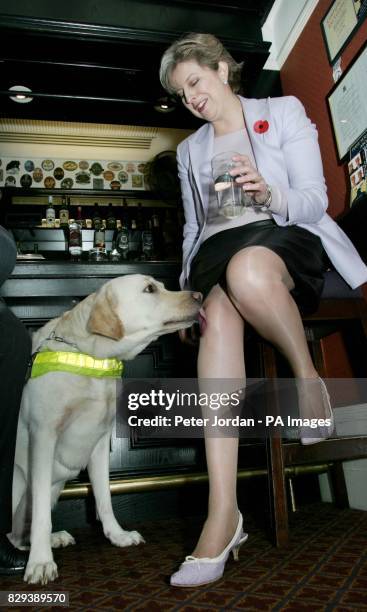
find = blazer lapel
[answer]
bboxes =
[188,122,214,217]
[240,96,276,178]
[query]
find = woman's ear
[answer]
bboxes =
[218,61,229,84]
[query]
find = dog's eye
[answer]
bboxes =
[143,284,156,293]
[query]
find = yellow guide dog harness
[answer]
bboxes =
[31,351,124,379]
[28,332,124,379]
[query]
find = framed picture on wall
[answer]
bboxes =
[321,0,367,65]
[348,133,367,203]
[327,40,367,162]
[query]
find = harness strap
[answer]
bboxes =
[30,351,124,379]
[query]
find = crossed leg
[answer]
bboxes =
[193,246,323,558]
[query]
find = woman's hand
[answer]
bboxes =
[230,154,269,204]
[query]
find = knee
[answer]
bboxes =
[203,294,242,338]
[226,249,282,307]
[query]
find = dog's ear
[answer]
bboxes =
[87,285,124,340]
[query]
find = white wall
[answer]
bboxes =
[262,0,319,70]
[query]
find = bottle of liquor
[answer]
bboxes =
[59,195,69,227]
[106,203,117,230]
[151,213,163,259]
[92,203,102,230]
[135,202,145,231]
[46,196,55,228]
[69,218,82,260]
[128,218,141,260]
[115,226,129,260]
[76,205,86,229]
[141,219,154,260]
[114,213,129,260]
[110,230,121,262]
[120,198,129,229]
[93,226,106,250]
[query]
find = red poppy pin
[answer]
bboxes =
[253,120,269,134]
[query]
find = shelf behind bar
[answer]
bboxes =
[1,187,164,200]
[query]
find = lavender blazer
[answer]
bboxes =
[177,95,367,290]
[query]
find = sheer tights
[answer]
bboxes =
[193,246,328,559]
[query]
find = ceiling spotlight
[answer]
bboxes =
[9,85,33,104]
[154,97,176,113]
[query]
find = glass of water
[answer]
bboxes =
[211,151,245,218]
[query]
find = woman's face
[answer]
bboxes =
[169,60,228,122]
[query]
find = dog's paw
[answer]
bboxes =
[51,531,76,548]
[108,529,145,547]
[24,560,58,585]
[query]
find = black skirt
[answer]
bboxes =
[190,219,327,315]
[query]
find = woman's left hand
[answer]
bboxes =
[230,154,268,204]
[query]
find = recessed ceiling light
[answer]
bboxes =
[154,97,176,113]
[9,85,33,104]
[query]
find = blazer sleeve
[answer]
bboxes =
[177,142,200,288]
[274,96,328,225]
[0,225,16,288]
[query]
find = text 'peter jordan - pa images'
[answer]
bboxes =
[115,378,367,439]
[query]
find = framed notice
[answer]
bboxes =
[327,41,367,161]
[321,0,367,65]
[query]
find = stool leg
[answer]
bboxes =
[329,462,350,508]
[261,343,289,547]
[266,436,289,547]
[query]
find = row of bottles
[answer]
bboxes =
[68,219,162,261]
[46,196,120,230]
[44,197,181,261]
[112,213,163,261]
[45,197,180,229]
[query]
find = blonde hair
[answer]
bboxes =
[159,32,243,95]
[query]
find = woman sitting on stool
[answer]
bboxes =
[159,32,367,588]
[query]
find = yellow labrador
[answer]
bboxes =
[10,274,201,584]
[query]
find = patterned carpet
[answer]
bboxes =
[1,503,367,611]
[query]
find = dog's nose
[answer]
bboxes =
[192,291,203,303]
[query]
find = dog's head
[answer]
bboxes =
[85,274,202,358]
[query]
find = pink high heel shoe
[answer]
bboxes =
[170,511,248,587]
[300,377,334,445]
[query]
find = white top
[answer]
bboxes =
[202,127,287,242]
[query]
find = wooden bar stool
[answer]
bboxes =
[261,269,367,546]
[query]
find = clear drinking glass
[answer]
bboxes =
[211,151,245,218]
